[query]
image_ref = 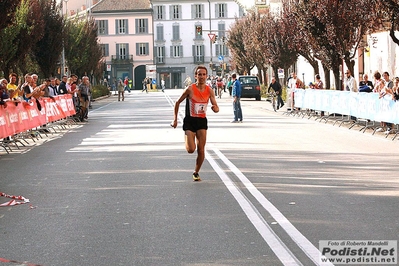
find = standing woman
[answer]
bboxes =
[117,79,124,101]
[314,74,324,89]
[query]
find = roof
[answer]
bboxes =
[91,0,151,13]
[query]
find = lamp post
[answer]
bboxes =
[61,0,69,77]
[208,0,213,73]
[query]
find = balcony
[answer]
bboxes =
[111,55,133,64]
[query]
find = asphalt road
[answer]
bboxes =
[1,89,398,266]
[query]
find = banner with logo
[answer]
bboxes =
[0,95,76,139]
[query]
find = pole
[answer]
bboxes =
[208,0,213,73]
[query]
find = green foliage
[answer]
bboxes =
[33,0,64,77]
[91,85,110,99]
[65,17,103,77]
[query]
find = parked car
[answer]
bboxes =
[239,75,261,101]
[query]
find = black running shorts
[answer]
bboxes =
[183,116,208,132]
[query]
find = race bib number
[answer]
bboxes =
[194,103,208,114]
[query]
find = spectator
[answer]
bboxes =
[231,73,242,123]
[161,78,165,92]
[124,76,130,93]
[58,75,68,95]
[287,72,303,110]
[42,79,50,97]
[359,74,374,92]
[268,77,284,110]
[7,73,23,101]
[314,74,324,89]
[48,77,58,97]
[0,83,10,107]
[78,76,90,121]
[216,77,224,98]
[372,71,384,93]
[183,75,192,87]
[226,76,233,96]
[391,77,399,101]
[344,70,358,92]
[117,79,124,101]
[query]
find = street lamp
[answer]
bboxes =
[208,0,213,72]
[61,0,69,77]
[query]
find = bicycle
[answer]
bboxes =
[266,91,278,112]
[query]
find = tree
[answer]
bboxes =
[33,0,64,78]
[293,0,375,90]
[0,0,44,77]
[64,17,103,79]
[0,0,19,32]
[227,17,255,75]
[281,0,320,83]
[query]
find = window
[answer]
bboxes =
[218,22,225,38]
[97,20,108,35]
[100,44,109,57]
[136,43,149,56]
[136,19,148,34]
[170,5,181,20]
[116,19,128,34]
[155,5,165,20]
[116,43,129,59]
[171,45,183,58]
[192,45,204,63]
[156,46,165,64]
[192,4,204,19]
[215,44,228,57]
[156,25,164,41]
[172,24,180,41]
[215,3,227,18]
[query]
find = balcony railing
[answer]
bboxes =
[111,55,133,64]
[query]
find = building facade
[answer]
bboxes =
[151,0,244,89]
[90,0,154,90]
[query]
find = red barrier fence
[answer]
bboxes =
[0,95,76,139]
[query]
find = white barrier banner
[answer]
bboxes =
[294,89,399,124]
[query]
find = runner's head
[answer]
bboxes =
[194,65,208,84]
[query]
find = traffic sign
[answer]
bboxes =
[208,33,216,42]
[218,55,224,62]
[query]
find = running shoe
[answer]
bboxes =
[192,172,201,182]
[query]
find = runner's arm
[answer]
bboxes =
[209,88,219,113]
[171,87,191,128]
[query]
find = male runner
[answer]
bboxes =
[171,65,219,181]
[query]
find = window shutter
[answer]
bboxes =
[115,19,119,34]
[126,44,130,57]
[224,4,228,17]
[180,45,183,57]
[192,45,196,62]
[145,43,149,55]
[136,43,139,55]
[105,44,109,56]
[125,19,128,34]
[215,4,218,18]
[105,20,108,35]
[135,19,138,33]
[144,19,148,33]
[191,5,195,19]
[170,46,174,57]
[116,44,120,58]
[169,6,173,20]
[215,44,220,57]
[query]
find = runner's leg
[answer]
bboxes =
[185,130,196,154]
[194,129,207,174]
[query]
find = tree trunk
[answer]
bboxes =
[322,64,331,90]
[333,65,341,91]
